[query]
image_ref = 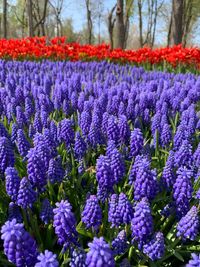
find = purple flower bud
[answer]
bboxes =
[108,193,133,227]
[131,198,153,244]
[130,128,143,157]
[177,206,199,241]
[112,230,128,255]
[173,166,193,218]
[186,253,200,267]
[134,157,158,201]
[1,219,38,266]
[58,119,74,147]
[70,247,86,267]
[40,198,53,224]
[86,237,115,267]
[118,115,131,145]
[81,195,102,231]
[16,129,31,158]
[107,115,119,144]
[143,232,165,261]
[0,137,15,177]
[74,132,87,160]
[8,202,22,223]
[174,140,193,167]
[17,177,37,209]
[5,167,20,201]
[53,200,78,248]
[35,250,59,267]
[96,155,113,201]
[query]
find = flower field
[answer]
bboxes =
[0,37,200,72]
[0,54,200,266]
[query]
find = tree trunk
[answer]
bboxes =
[27,0,34,37]
[138,0,143,47]
[85,0,93,44]
[170,0,184,45]
[114,0,125,49]
[108,4,116,50]
[3,0,7,38]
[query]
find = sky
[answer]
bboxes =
[61,0,200,46]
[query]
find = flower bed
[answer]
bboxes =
[0,37,200,72]
[0,60,200,266]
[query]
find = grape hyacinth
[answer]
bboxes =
[177,206,199,241]
[134,157,158,201]
[16,129,31,159]
[143,232,165,261]
[5,167,20,201]
[69,247,86,267]
[35,250,59,267]
[8,202,22,223]
[0,137,15,177]
[186,253,200,267]
[17,177,37,209]
[173,166,193,218]
[130,128,144,157]
[96,155,114,201]
[81,195,102,231]
[112,230,128,255]
[1,219,38,266]
[86,237,115,267]
[108,193,133,227]
[53,200,78,248]
[131,198,153,245]
[40,198,53,224]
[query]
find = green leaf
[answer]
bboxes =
[174,251,184,262]
[76,221,93,238]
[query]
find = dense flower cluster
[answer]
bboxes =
[0,59,200,266]
[0,37,200,70]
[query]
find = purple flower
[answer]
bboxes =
[16,106,26,128]
[5,167,20,201]
[186,253,200,267]
[131,198,153,245]
[70,247,86,267]
[0,137,15,177]
[160,123,172,147]
[35,250,59,267]
[108,193,133,227]
[193,143,200,168]
[86,237,115,267]
[79,111,91,137]
[47,156,64,184]
[11,123,18,144]
[130,128,143,157]
[27,147,47,189]
[1,219,38,266]
[177,206,199,241]
[8,202,22,223]
[174,139,193,167]
[0,122,9,138]
[17,177,37,209]
[107,115,119,144]
[40,198,53,224]
[96,155,113,201]
[53,200,78,248]
[143,232,165,261]
[16,129,31,158]
[81,195,102,231]
[161,151,176,189]
[107,145,125,184]
[112,230,128,255]
[74,132,87,160]
[118,115,131,145]
[134,157,158,201]
[173,166,193,218]
[33,112,43,133]
[58,119,75,147]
